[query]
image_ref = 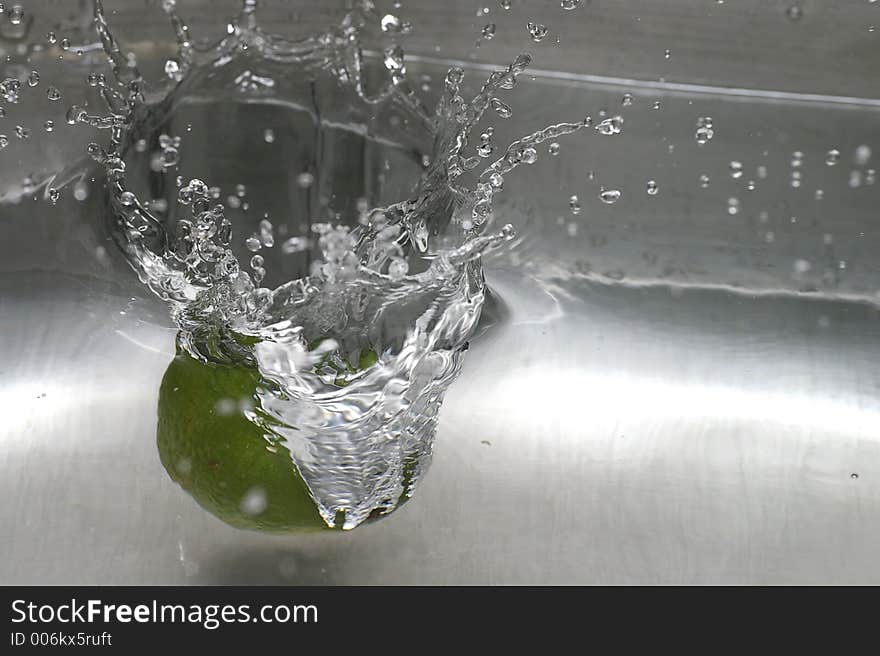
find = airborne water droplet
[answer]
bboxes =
[825,149,840,166]
[527,22,548,42]
[646,180,659,195]
[600,189,621,204]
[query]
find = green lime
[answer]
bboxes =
[156,344,331,533]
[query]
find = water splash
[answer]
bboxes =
[50,0,590,529]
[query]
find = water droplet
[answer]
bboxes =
[490,97,512,118]
[849,170,863,188]
[785,3,803,21]
[825,149,840,166]
[164,58,183,81]
[27,70,39,87]
[8,4,23,25]
[381,14,403,33]
[43,119,53,132]
[245,236,262,252]
[652,100,662,110]
[527,22,548,42]
[48,188,60,205]
[621,92,634,107]
[699,173,710,188]
[791,151,804,167]
[548,142,560,156]
[695,117,714,144]
[664,48,671,59]
[482,23,496,39]
[297,172,315,188]
[500,0,512,9]
[14,124,29,140]
[0,134,9,149]
[263,128,275,143]
[726,197,740,215]
[729,161,743,178]
[646,180,659,195]
[383,45,405,72]
[569,194,581,214]
[46,86,60,101]
[561,0,580,9]
[60,38,70,51]
[46,31,57,45]
[600,188,621,204]
[595,115,623,135]
[521,146,537,164]
[855,144,872,166]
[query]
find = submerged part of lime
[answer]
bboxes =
[156,344,331,533]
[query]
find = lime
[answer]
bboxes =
[156,344,331,533]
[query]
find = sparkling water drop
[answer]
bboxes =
[482,23,496,39]
[500,0,512,9]
[381,14,410,34]
[46,31,56,45]
[27,70,39,87]
[0,134,8,149]
[522,147,537,164]
[14,124,29,140]
[383,45,405,72]
[164,58,183,81]
[548,142,560,156]
[595,115,623,135]
[727,197,740,215]
[527,22,548,42]
[855,144,872,165]
[569,194,581,214]
[490,97,512,118]
[245,236,262,252]
[646,180,659,195]
[826,149,840,166]
[729,161,743,178]
[263,128,275,143]
[600,189,621,204]
[699,173,710,188]
[621,93,634,107]
[297,172,315,188]
[48,188,60,205]
[46,87,60,101]
[489,172,504,188]
[43,119,53,132]
[561,0,581,9]
[8,4,23,25]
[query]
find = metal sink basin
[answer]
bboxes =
[1,0,879,584]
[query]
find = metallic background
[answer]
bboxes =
[1,0,879,584]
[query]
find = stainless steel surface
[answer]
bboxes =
[2,1,880,584]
